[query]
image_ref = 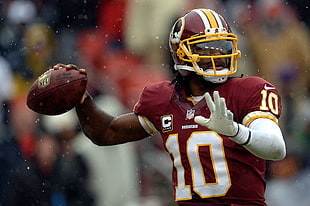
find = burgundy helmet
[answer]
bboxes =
[169,8,241,83]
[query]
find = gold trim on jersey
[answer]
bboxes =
[138,115,159,135]
[242,111,279,127]
[187,96,197,105]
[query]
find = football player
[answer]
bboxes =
[55,8,286,206]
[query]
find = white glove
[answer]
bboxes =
[194,91,239,136]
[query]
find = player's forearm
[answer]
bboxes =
[230,119,286,160]
[75,94,149,146]
[75,95,114,146]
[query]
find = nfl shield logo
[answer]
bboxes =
[186,109,195,120]
[38,73,51,89]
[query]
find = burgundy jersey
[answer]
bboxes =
[134,77,282,205]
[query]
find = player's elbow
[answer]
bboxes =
[86,134,113,146]
[245,131,286,161]
[264,138,286,161]
[269,145,286,161]
[81,126,110,146]
[252,145,286,161]
[87,135,106,146]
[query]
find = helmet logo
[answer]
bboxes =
[170,18,184,43]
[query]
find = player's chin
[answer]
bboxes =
[201,65,225,71]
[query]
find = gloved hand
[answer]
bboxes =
[53,63,87,75]
[194,91,239,137]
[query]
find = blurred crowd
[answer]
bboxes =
[0,0,309,206]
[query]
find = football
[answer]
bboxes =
[26,67,87,115]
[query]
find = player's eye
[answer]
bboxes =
[191,40,233,56]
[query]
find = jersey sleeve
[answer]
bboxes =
[227,77,282,127]
[133,81,174,131]
[137,115,159,135]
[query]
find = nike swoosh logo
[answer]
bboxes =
[264,84,276,90]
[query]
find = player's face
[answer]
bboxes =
[191,40,232,71]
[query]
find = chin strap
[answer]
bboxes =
[203,75,228,84]
[174,64,229,84]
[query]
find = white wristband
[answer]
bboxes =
[229,123,251,145]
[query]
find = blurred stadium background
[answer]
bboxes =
[0,0,309,206]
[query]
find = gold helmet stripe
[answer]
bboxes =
[209,9,224,28]
[202,9,219,28]
[194,9,211,29]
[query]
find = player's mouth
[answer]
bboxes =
[201,60,227,71]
